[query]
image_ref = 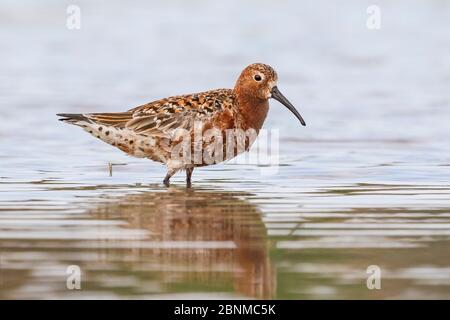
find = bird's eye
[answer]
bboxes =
[254,74,262,82]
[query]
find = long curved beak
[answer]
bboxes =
[271,86,306,126]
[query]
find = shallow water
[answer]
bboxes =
[1,0,450,299]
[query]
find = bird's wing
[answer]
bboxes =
[87,89,235,137]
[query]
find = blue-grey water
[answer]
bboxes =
[1,0,450,299]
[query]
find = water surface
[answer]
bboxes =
[1,0,450,299]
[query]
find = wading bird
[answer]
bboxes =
[58,63,306,187]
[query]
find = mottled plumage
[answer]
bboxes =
[58,63,306,187]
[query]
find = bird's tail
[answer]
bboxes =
[57,113,92,125]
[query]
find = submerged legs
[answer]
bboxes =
[162,167,194,187]
[163,169,177,187]
[186,167,194,188]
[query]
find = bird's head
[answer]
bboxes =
[235,63,306,126]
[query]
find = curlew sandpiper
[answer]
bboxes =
[57,63,306,187]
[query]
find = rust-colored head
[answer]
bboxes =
[235,63,278,100]
[235,63,306,126]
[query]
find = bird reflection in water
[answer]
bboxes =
[89,188,275,299]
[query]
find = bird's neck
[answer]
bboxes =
[235,92,269,132]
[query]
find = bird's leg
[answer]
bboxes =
[186,167,194,188]
[163,169,177,187]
